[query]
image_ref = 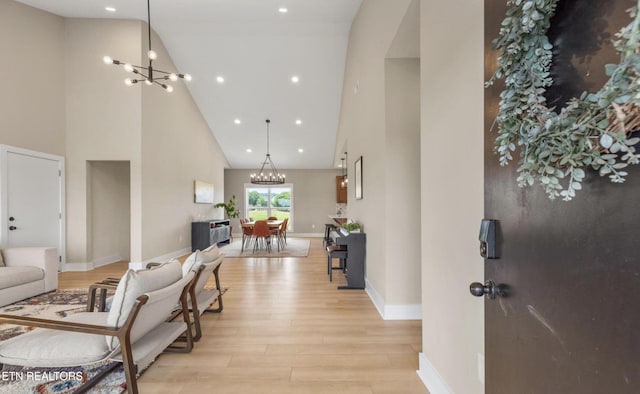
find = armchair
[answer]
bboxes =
[0,260,196,394]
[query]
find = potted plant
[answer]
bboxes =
[342,222,361,233]
[215,195,240,219]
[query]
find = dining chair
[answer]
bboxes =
[274,218,288,250]
[252,220,272,253]
[267,216,278,221]
[240,219,254,252]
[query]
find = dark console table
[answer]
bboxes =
[191,219,230,251]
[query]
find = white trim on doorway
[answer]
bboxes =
[0,144,66,271]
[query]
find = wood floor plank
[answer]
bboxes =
[58,238,428,393]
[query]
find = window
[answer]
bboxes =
[245,184,293,230]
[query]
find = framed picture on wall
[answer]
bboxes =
[355,156,363,200]
[194,180,214,204]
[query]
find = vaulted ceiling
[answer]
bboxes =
[15,0,362,169]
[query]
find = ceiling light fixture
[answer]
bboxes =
[298,148,304,153]
[295,119,302,125]
[105,6,116,12]
[234,119,242,125]
[216,76,225,83]
[341,152,349,187]
[251,119,285,185]
[278,7,289,13]
[246,148,252,153]
[103,0,191,92]
[291,76,300,83]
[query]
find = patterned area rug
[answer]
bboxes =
[0,289,125,393]
[220,237,310,257]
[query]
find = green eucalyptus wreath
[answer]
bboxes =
[486,0,640,200]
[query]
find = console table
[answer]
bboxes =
[191,219,230,251]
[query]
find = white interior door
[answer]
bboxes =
[1,145,64,269]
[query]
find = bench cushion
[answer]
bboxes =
[0,312,110,367]
[0,267,44,289]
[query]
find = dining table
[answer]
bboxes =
[241,220,283,229]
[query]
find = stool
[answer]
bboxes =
[326,245,348,282]
[323,223,337,248]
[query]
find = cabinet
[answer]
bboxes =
[336,176,347,203]
[191,219,230,251]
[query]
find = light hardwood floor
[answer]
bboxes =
[59,238,428,394]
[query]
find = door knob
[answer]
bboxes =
[9,216,15,221]
[470,280,499,299]
[9,226,17,231]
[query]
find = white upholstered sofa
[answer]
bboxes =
[0,247,58,307]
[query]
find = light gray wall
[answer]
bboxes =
[223,169,341,235]
[89,161,130,263]
[0,1,65,155]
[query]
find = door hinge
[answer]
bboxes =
[59,170,62,176]
[59,256,62,262]
[59,213,62,219]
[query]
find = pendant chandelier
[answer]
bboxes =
[341,152,349,187]
[251,119,285,185]
[102,0,191,92]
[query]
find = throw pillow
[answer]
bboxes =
[197,244,219,265]
[106,259,182,349]
[180,251,199,277]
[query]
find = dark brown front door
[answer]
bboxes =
[483,0,640,392]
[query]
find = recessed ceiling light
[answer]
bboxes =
[216,76,225,83]
[295,119,302,125]
[246,148,252,153]
[298,148,304,153]
[105,6,116,12]
[278,7,289,14]
[234,119,241,125]
[291,76,300,83]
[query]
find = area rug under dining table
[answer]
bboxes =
[219,237,310,257]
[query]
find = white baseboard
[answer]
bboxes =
[289,232,323,238]
[92,254,122,268]
[365,278,422,320]
[417,353,454,394]
[63,262,93,272]
[63,255,123,272]
[129,247,192,270]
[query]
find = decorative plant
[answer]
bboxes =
[342,222,361,232]
[486,0,640,201]
[214,195,240,219]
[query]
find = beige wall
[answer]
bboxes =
[419,0,484,393]
[336,0,421,317]
[141,28,227,260]
[88,161,130,263]
[1,2,226,267]
[64,18,143,264]
[224,169,340,234]
[384,58,421,306]
[0,1,65,155]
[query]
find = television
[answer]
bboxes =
[194,180,214,204]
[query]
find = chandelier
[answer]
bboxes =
[102,0,191,92]
[251,119,285,185]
